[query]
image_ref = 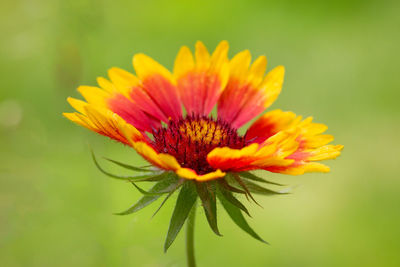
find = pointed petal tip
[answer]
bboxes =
[275,65,285,73]
[178,45,191,52]
[66,97,77,105]
[214,40,229,54]
[218,40,229,48]
[132,53,143,65]
[62,112,72,118]
[195,40,205,47]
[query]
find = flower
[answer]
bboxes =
[63,41,343,251]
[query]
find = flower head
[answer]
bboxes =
[64,41,343,249]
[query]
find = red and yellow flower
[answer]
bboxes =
[64,41,343,251]
[64,41,342,182]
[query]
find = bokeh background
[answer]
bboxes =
[1,0,399,266]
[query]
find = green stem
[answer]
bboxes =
[186,202,197,267]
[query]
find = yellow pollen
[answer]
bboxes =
[179,119,226,145]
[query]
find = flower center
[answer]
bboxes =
[152,114,247,174]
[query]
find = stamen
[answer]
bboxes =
[152,114,249,174]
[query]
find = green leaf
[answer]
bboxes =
[164,181,197,252]
[239,171,285,186]
[91,150,161,181]
[217,189,268,244]
[104,157,154,172]
[195,182,221,236]
[216,183,250,217]
[115,173,179,215]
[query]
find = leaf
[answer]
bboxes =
[216,183,250,217]
[164,181,197,252]
[239,171,285,186]
[104,157,154,172]
[217,189,268,244]
[115,173,179,215]
[91,150,161,181]
[195,182,221,236]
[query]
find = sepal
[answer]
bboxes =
[238,179,291,196]
[195,181,221,236]
[216,182,250,217]
[239,171,285,186]
[217,188,268,244]
[152,179,184,218]
[91,150,164,182]
[130,179,178,196]
[104,157,154,172]
[115,172,179,215]
[164,181,198,252]
[226,173,290,197]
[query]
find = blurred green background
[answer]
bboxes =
[1,0,399,266]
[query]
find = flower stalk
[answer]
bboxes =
[186,203,197,267]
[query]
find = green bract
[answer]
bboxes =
[92,151,291,251]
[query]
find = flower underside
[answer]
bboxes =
[152,114,248,174]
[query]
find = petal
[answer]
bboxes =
[107,67,140,98]
[63,112,95,131]
[173,46,195,78]
[93,75,160,132]
[74,73,163,132]
[218,52,285,128]
[64,102,146,146]
[176,168,226,182]
[108,93,161,132]
[207,143,261,171]
[130,141,181,171]
[84,105,145,144]
[246,109,298,144]
[260,66,285,109]
[248,55,268,85]
[133,53,182,120]
[246,111,344,175]
[195,41,211,69]
[306,144,344,161]
[67,88,202,178]
[207,130,298,172]
[233,65,285,128]
[268,162,331,175]
[77,86,109,107]
[174,41,229,116]
[108,67,169,123]
[96,76,115,94]
[228,50,252,83]
[67,97,88,115]
[123,137,226,181]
